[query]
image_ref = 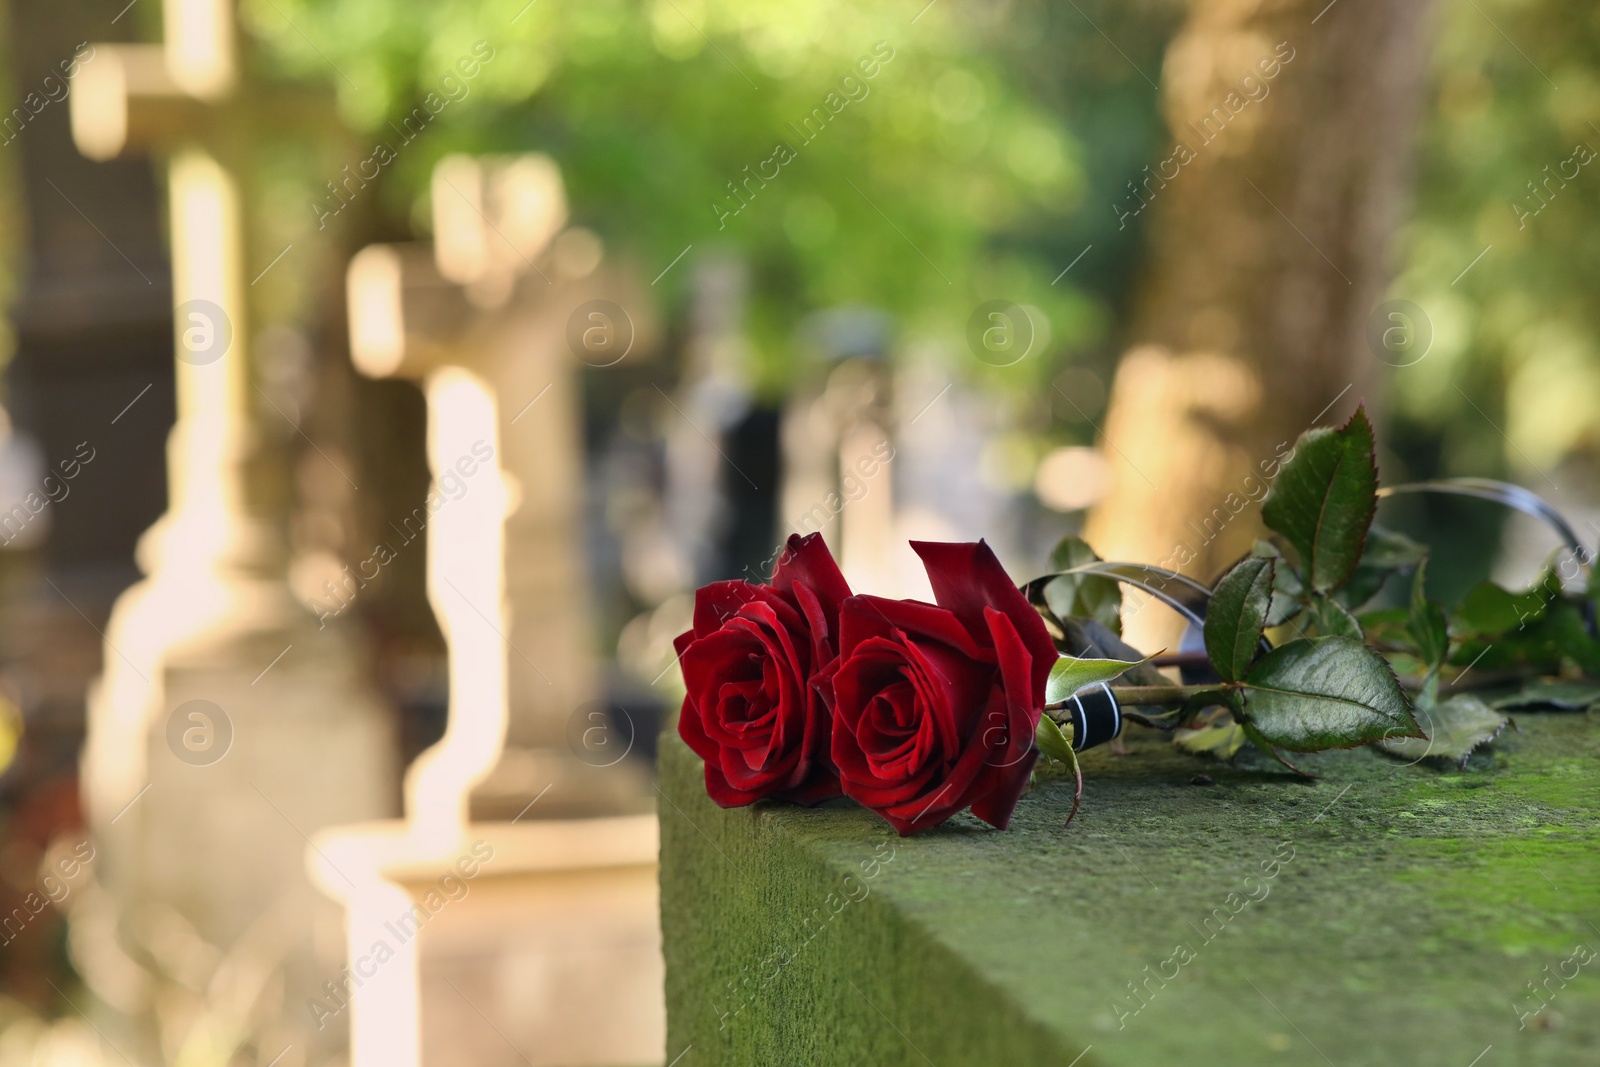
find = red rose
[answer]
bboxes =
[828,541,1057,835]
[675,533,853,806]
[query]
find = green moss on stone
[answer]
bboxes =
[661,713,1600,1066]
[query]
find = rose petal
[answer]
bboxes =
[674,572,846,805]
[838,594,991,661]
[771,532,853,623]
[832,632,1006,833]
[910,540,1057,696]
[899,632,994,754]
[676,693,716,762]
[982,606,1043,765]
[879,688,1011,832]
[969,749,1039,830]
[690,580,768,637]
[702,759,764,807]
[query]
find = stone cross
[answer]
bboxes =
[67,1,393,1061]
[1,0,172,780]
[347,153,654,821]
[320,152,661,1067]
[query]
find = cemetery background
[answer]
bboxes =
[0,0,1591,1064]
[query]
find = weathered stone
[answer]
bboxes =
[661,713,1600,1066]
[314,152,662,1067]
[64,4,396,1062]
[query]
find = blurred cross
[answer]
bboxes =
[337,153,660,1067]
[348,154,656,820]
[72,0,339,569]
[66,3,392,1063]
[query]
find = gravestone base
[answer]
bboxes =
[366,816,665,1067]
[79,614,397,1066]
[660,714,1600,1066]
[468,746,655,823]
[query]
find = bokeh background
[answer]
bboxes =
[0,0,1594,1064]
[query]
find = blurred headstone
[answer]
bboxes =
[322,152,661,1067]
[662,253,752,586]
[779,308,898,591]
[778,313,1032,601]
[890,353,1028,595]
[347,155,653,820]
[64,2,396,1063]
[610,251,778,702]
[0,0,175,804]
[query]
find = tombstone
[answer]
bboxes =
[660,717,1600,1064]
[314,153,661,1067]
[774,314,1035,605]
[64,2,395,1062]
[774,310,1029,603]
[0,0,174,803]
[612,251,778,703]
[779,309,898,593]
[345,154,653,820]
[663,253,753,589]
[890,354,1030,596]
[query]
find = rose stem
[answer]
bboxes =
[1108,684,1208,705]
[1043,684,1215,713]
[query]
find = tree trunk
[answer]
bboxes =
[1083,0,1435,650]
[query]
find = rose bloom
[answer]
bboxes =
[675,533,852,806]
[828,541,1057,834]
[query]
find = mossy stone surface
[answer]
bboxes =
[659,714,1600,1066]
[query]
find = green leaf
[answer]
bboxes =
[1039,560,1211,631]
[1378,694,1509,768]
[1043,536,1123,635]
[1490,679,1600,712]
[1450,588,1515,639]
[1260,406,1379,594]
[1356,606,1410,646]
[1036,714,1086,827]
[1036,713,1076,764]
[1048,534,1092,572]
[1334,526,1428,611]
[1416,670,1440,714]
[1239,720,1315,777]
[1236,636,1421,752]
[1250,540,1305,627]
[1305,595,1364,641]
[1174,721,1247,759]
[1361,525,1429,569]
[1331,569,1392,614]
[1045,653,1150,706]
[1055,618,1173,688]
[1407,562,1449,671]
[1451,579,1549,640]
[1203,557,1274,682]
[1449,583,1600,676]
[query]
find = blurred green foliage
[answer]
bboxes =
[9,0,1585,575]
[1393,0,1600,478]
[1384,0,1600,598]
[244,0,1181,402]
